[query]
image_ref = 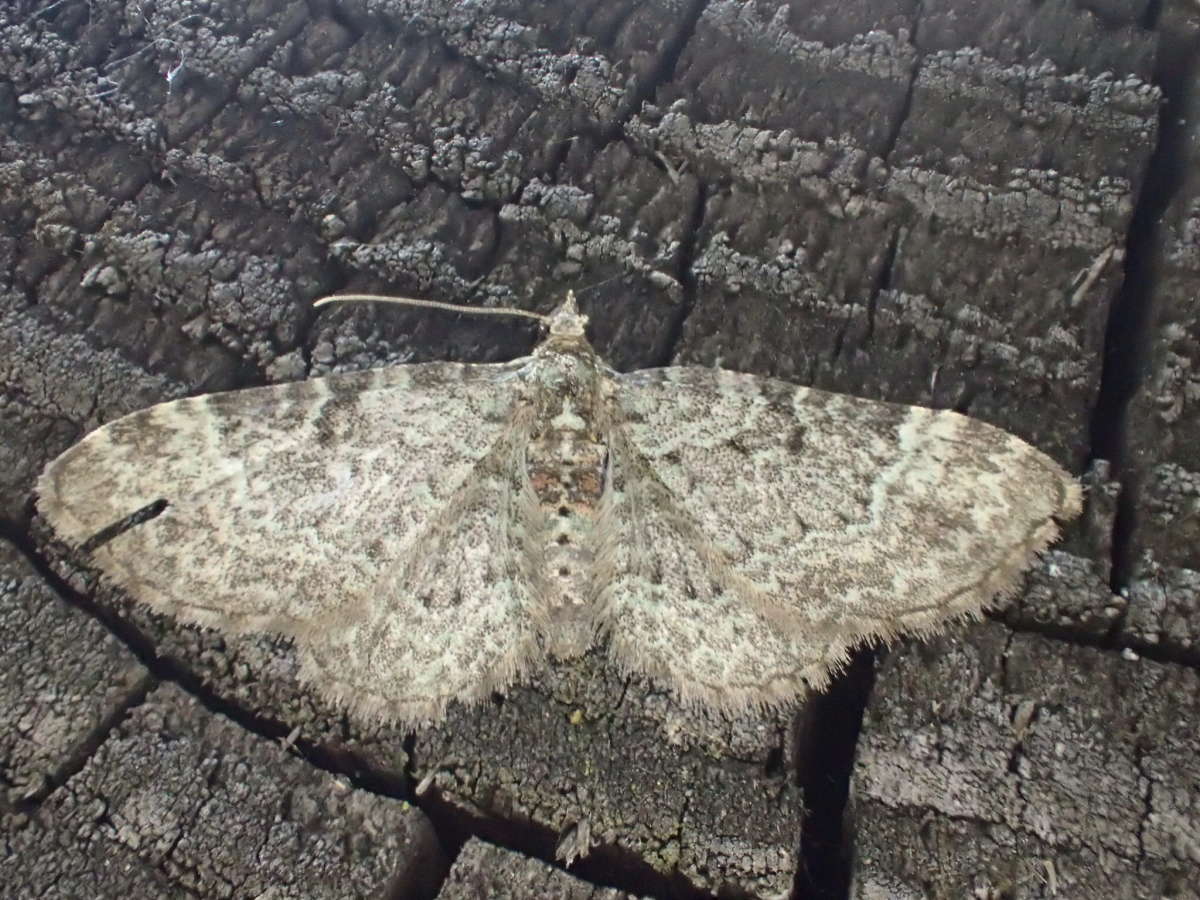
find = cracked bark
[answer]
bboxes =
[1,1,1195,899]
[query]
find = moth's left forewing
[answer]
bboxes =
[610,365,1082,660]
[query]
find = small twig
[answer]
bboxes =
[94,13,209,97]
[1069,244,1118,307]
[29,0,74,19]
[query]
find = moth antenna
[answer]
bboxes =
[313,293,549,324]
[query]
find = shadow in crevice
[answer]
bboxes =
[653,179,707,368]
[1088,11,1200,597]
[878,3,923,166]
[414,784,715,900]
[613,0,709,128]
[793,651,877,900]
[994,604,1200,671]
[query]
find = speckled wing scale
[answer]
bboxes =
[37,292,1082,725]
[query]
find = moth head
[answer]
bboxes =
[545,291,589,339]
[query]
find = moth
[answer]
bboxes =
[37,292,1082,724]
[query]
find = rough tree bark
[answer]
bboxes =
[0,1,1195,898]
